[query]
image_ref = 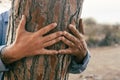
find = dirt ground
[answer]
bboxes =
[69,46,120,80]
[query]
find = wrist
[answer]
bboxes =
[0,45,10,65]
[1,43,22,64]
[75,50,87,64]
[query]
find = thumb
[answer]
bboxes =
[17,15,26,32]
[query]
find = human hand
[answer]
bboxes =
[1,15,62,64]
[59,24,88,63]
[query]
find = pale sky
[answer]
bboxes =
[82,0,120,24]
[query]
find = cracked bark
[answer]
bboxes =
[4,0,84,80]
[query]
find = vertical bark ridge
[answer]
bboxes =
[30,56,40,80]
[43,56,50,80]
[46,0,57,24]
[53,1,67,79]
[75,0,83,29]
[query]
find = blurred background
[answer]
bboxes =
[70,0,120,80]
[0,0,120,80]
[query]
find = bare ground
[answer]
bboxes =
[69,46,120,80]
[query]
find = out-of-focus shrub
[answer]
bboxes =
[87,37,100,47]
[84,18,97,26]
[99,25,120,46]
[83,18,120,47]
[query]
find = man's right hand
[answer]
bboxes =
[1,15,62,64]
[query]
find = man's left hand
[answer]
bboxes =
[59,24,88,63]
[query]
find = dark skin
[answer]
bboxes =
[1,15,87,64]
[60,24,87,63]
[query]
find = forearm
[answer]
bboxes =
[1,47,14,64]
[0,46,12,65]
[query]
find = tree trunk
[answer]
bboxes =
[4,0,84,80]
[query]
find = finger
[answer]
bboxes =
[63,31,79,44]
[43,37,61,47]
[42,31,62,43]
[58,49,72,54]
[79,19,84,34]
[17,15,26,32]
[61,37,75,48]
[35,23,57,36]
[69,24,83,39]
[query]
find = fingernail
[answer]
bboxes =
[69,24,74,29]
[63,31,67,34]
[53,23,57,27]
[69,24,73,27]
[22,15,25,19]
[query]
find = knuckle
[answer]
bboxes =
[42,28,46,33]
[56,32,60,36]
[52,40,56,43]
[75,38,79,42]
[48,36,52,39]
[45,43,49,46]
[63,31,67,35]
[59,37,63,40]
[61,50,65,53]
[71,43,74,46]
[56,37,60,41]
[58,37,62,40]
[73,38,77,42]
[41,28,48,33]
[79,33,84,38]
[57,31,62,35]
[61,37,65,40]
[45,52,49,54]
[45,35,51,40]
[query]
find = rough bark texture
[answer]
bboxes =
[4,0,84,80]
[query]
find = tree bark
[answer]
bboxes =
[4,0,84,80]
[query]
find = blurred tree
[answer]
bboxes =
[84,18,97,26]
